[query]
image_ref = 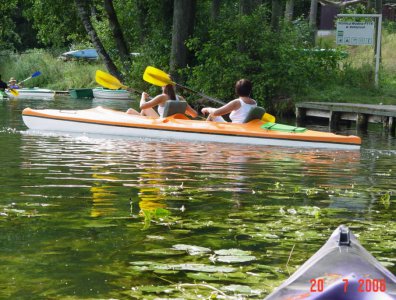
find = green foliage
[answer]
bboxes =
[24,0,86,48]
[384,20,396,33]
[341,3,375,15]
[184,6,346,109]
[0,0,19,51]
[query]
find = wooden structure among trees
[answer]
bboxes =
[319,1,396,30]
[296,102,396,134]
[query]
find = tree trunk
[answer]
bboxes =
[309,0,318,45]
[161,0,174,31]
[285,0,294,22]
[309,0,318,28]
[367,0,374,10]
[239,0,252,15]
[211,0,221,21]
[135,0,148,42]
[74,0,122,80]
[271,0,282,31]
[103,0,130,72]
[375,0,382,14]
[170,0,196,81]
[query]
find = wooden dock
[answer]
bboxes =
[55,90,70,96]
[295,102,396,135]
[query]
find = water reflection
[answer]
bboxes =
[1,97,395,298]
[18,131,367,217]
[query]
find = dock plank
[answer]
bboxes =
[296,102,396,134]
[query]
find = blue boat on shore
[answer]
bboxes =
[60,49,99,61]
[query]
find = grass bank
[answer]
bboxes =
[0,49,104,90]
[307,29,396,105]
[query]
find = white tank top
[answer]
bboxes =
[157,105,165,117]
[157,95,179,117]
[229,98,257,123]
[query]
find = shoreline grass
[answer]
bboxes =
[0,49,104,90]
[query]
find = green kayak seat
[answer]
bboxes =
[243,106,266,123]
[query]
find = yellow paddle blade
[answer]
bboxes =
[95,70,127,90]
[143,66,175,87]
[262,112,276,123]
[9,88,19,96]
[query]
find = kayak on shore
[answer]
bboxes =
[22,105,361,150]
[6,87,55,100]
[264,225,396,300]
[92,87,131,100]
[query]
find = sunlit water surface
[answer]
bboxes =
[0,96,395,299]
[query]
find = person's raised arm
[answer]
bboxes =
[185,104,198,118]
[140,92,166,110]
[202,99,240,117]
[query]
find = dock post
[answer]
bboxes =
[296,107,306,126]
[389,117,395,136]
[329,111,340,131]
[357,113,369,132]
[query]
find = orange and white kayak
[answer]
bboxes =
[22,106,361,150]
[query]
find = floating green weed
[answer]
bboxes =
[380,192,391,209]
[141,207,171,230]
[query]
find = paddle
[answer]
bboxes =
[143,66,276,122]
[143,66,225,106]
[18,71,41,85]
[95,70,141,95]
[8,88,19,96]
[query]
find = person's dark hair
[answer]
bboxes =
[163,84,176,100]
[235,79,252,97]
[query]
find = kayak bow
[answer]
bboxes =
[264,225,396,300]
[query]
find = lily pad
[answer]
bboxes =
[215,255,256,263]
[132,249,186,257]
[172,244,211,255]
[154,263,236,273]
[187,271,248,282]
[214,249,252,256]
[140,285,175,294]
[221,284,262,295]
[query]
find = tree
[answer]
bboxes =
[271,0,282,31]
[24,0,86,48]
[285,0,294,22]
[74,0,122,79]
[375,0,382,13]
[367,0,375,10]
[212,0,221,21]
[0,0,19,50]
[170,0,197,81]
[103,0,130,72]
[309,0,318,28]
[309,0,318,44]
[240,0,254,14]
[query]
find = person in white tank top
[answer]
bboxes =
[201,79,256,123]
[126,84,197,118]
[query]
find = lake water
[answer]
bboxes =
[0,96,395,299]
